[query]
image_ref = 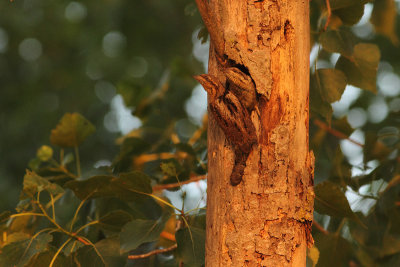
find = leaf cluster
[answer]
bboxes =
[309,1,400,266]
[1,112,208,266]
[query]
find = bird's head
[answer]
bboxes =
[194,74,225,100]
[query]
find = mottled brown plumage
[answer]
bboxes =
[194,73,257,186]
[224,67,257,111]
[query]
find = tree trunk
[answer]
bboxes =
[196,0,314,266]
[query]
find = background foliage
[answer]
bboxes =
[1,0,400,266]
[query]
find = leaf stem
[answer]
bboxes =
[314,119,364,147]
[335,219,346,235]
[324,0,331,31]
[50,237,72,267]
[76,236,106,265]
[128,244,178,260]
[125,187,181,213]
[60,149,64,166]
[74,146,81,177]
[50,193,56,221]
[35,200,92,247]
[9,213,46,218]
[69,194,92,232]
[36,201,71,237]
[20,228,53,262]
[152,175,206,192]
[313,221,329,235]
[74,220,99,235]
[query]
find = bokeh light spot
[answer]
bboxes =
[18,38,42,61]
[65,2,87,23]
[102,31,126,58]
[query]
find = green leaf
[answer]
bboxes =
[22,170,64,199]
[332,117,354,137]
[336,43,380,93]
[197,26,209,44]
[62,152,75,166]
[329,0,363,10]
[315,181,359,222]
[319,29,356,57]
[119,214,170,253]
[98,210,133,232]
[95,237,128,267]
[65,175,119,200]
[113,137,150,172]
[184,3,197,16]
[0,210,11,222]
[159,158,191,187]
[353,43,381,70]
[73,246,106,267]
[0,232,53,267]
[118,171,153,196]
[28,158,42,171]
[315,233,352,267]
[117,80,152,110]
[377,126,399,147]
[119,137,150,157]
[15,199,32,213]
[381,234,400,257]
[161,161,178,177]
[25,247,69,267]
[65,171,152,201]
[364,132,392,162]
[36,145,53,162]
[310,75,333,123]
[176,226,205,267]
[129,197,164,220]
[370,0,399,44]
[3,232,30,244]
[64,241,84,256]
[315,69,347,103]
[353,246,375,267]
[307,246,320,267]
[349,210,400,259]
[333,3,365,25]
[50,113,95,148]
[187,213,206,229]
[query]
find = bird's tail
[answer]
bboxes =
[230,151,248,186]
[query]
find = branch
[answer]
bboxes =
[313,119,363,147]
[324,0,331,31]
[134,152,176,166]
[152,175,207,192]
[313,221,329,235]
[128,244,178,260]
[160,231,176,241]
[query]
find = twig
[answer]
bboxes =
[152,175,207,192]
[74,146,81,177]
[74,235,90,245]
[313,221,329,235]
[35,200,90,246]
[128,244,178,260]
[324,0,331,31]
[314,119,363,147]
[188,114,208,146]
[160,231,176,241]
[134,152,183,166]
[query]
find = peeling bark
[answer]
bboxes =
[196,0,314,266]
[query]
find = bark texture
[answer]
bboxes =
[196,0,314,266]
